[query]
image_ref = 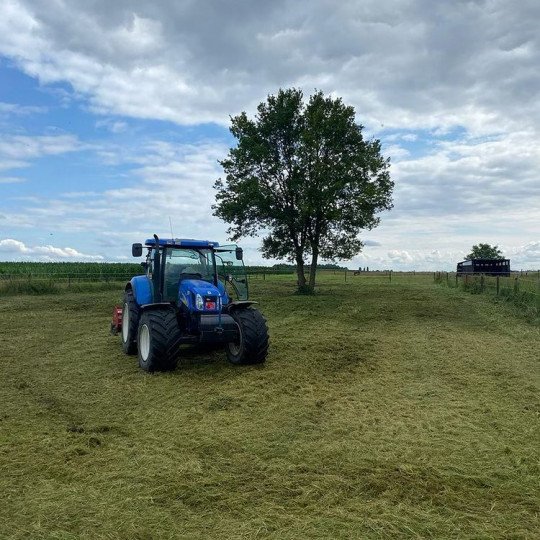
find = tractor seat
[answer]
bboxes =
[178,272,203,282]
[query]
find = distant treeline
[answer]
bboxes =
[0,261,346,277]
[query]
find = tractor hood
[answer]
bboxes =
[178,279,225,313]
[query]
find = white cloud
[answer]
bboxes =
[389,130,540,218]
[95,119,128,133]
[0,0,538,134]
[0,238,104,261]
[387,250,414,263]
[0,176,25,184]
[0,134,80,170]
[508,241,540,266]
[0,101,47,116]
[0,0,538,269]
[363,240,381,247]
[0,140,236,259]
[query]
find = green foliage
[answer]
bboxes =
[465,243,504,260]
[0,261,142,277]
[1,277,538,538]
[0,262,296,283]
[272,262,347,271]
[214,88,393,291]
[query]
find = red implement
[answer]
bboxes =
[110,305,123,335]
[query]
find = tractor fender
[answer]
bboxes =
[227,300,259,311]
[128,275,153,306]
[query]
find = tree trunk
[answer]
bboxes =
[296,254,306,288]
[308,247,319,290]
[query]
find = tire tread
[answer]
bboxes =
[227,308,269,365]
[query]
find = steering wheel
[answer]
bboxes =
[179,272,203,281]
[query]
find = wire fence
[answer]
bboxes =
[434,271,540,316]
[2,269,525,284]
[1,268,538,314]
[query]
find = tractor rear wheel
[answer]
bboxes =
[121,290,139,355]
[226,308,269,365]
[137,308,182,372]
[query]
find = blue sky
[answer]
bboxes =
[0,0,539,269]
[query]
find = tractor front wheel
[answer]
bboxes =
[137,308,182,372]
[121,290,139,355]
[227,308,269,365]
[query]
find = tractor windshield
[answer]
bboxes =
[214,245,248,301]
[163,248,214,301]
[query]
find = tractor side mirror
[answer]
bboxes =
[132,243,143,257]
[235,247,243,260]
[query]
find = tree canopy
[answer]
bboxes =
[465,243,504,260]
[213,88,393,291]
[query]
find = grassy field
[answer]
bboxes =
[0,275,538,539]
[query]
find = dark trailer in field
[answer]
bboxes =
[456,258,511,276]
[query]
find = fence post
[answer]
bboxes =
[389,270,392,282]
[480,275,485,292]
[514,277,519,294]
[455,273,458,286]
[263,272,266,281]
[344,270,347,282]
[496,276,500,295]
[446,272,449,285]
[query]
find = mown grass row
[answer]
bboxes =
[1,275,538,538]
[0,270,433,297]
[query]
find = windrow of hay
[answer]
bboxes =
[1,275,538,538]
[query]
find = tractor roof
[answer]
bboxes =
[144,238,219,249]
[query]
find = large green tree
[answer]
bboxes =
[213,88,393,291]
[465,243,504,260]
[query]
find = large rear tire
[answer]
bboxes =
[226,308,269,365]
[137,308,182,372]
[121,290,139,355]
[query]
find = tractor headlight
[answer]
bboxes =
[195,293,204,310]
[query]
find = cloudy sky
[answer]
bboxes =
[0,0,538,269]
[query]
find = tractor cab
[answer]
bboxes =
[115,234,268,372]
[135,237,248,304]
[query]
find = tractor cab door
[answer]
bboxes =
[214,245,248,301]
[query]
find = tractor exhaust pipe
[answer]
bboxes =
[153,234,162,303]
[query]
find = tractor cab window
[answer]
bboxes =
[215,245,248,301]
[163,248,214,301]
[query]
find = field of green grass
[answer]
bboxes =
[1,274,538,539]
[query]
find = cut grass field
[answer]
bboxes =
[1,275,538,539]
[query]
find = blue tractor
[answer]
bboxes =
[114,235,269,372]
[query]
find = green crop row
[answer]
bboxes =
[0,262,143,277]
[0,261,295,278]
